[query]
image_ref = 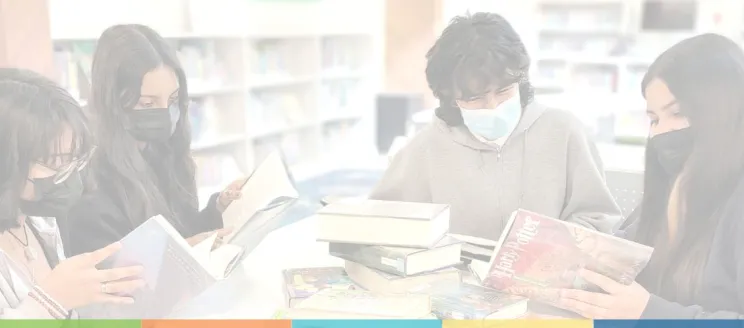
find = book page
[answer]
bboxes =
[222,150,298,242]
[207,244,244,278]
[190,232,218,267]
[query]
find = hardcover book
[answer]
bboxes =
[293,289,432,319]
[329,236,462,276]
[282,267,358,307]
[428,282,528,320]
[317,199,450,248]
[344,260,461,294]
[476,209,653,303]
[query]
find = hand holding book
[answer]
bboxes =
[38,242,145,311]
[216,177,248,213]
[556,268,650,319]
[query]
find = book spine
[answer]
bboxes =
[329,243,407,276]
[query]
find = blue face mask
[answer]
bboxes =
[460,90,522,142]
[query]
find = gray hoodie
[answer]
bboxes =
[369,102,621,240]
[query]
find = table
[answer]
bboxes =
[172,216,340,319]
[172,216,579,320]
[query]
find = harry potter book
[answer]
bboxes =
[474,209,653,303]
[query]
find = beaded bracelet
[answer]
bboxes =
[30,286,68,319]
[27,290,66,319]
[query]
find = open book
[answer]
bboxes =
[472,209,653,304]
[78,215,245,319]
[221,150,299,257]
[79,151,298,319]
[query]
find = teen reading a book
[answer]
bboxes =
[62,25,245,257]
[557,33,744,319]
[0,68,144,318]
[369,13,621,240]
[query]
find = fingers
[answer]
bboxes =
[84,242,122,265]
[95,293,135,305]
[560,288,614,309]
[222,190,242,200]
[580,269,624,294]
[97,266,144,282]
[215,227,234,237]
[558,296,608,319]
[101,279,147,295]
[187,232,210,246]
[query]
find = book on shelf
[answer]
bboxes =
[472,209,653,303]
[329,236,462,277]
[274,289,432,319]
[316,199,450,248]
[78,215,244,319]
[282,267,358,308]
[344,260,461,294]
[222,150,299,256]
[426,282,528,320]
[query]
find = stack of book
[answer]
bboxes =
[278,204,657,321]
[317,199,462,294]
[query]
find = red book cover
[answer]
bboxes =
[481,209,653,303]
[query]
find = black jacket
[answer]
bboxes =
[619,176,744,319]
[60,158,223,257]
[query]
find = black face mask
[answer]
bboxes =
[19,171,84,218]
[648,128,694,177]
[125,104,180,143]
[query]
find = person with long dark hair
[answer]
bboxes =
[557,33,744,319]
[370,13,621,240]
[62,24,244,256]
[0,67,143,318]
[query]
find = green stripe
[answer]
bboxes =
[0,320,141,328]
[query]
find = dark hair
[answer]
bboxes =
[88,24,196,228]
[636,33,744,302]
[0,68,93,231]
[426,12,534,125]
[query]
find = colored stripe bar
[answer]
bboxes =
[291,319,441,328]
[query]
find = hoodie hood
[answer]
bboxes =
[434,101,548,151]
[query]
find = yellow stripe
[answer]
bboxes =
[443,319,592,328]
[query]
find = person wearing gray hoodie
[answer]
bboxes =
[369,12,621,240]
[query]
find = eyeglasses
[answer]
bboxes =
[44,146,97,185]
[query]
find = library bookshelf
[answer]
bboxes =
[445,0,744,144]
[47,0,384,206]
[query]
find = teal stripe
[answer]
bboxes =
[291,319,441,328]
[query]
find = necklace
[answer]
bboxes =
[8,223,37,262]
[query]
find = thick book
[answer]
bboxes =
[273,308,438,319]
[78,215,244,319]
[288,289,432,319]
[344,260,461,294]
[221,150,299,257]
[282,267,358,308]
[474,209,654,303]
[317,199,450,248]
[449,233,496,263]
[427,282,528,320]
[329,236,462,276]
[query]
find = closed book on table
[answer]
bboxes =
[427,282,528,320]
[282,266,358,307]
[317,199,450,248]
[344,260,461,294]
[329,236,462,276]
[284,289,432,319]
[450,234,497,263]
